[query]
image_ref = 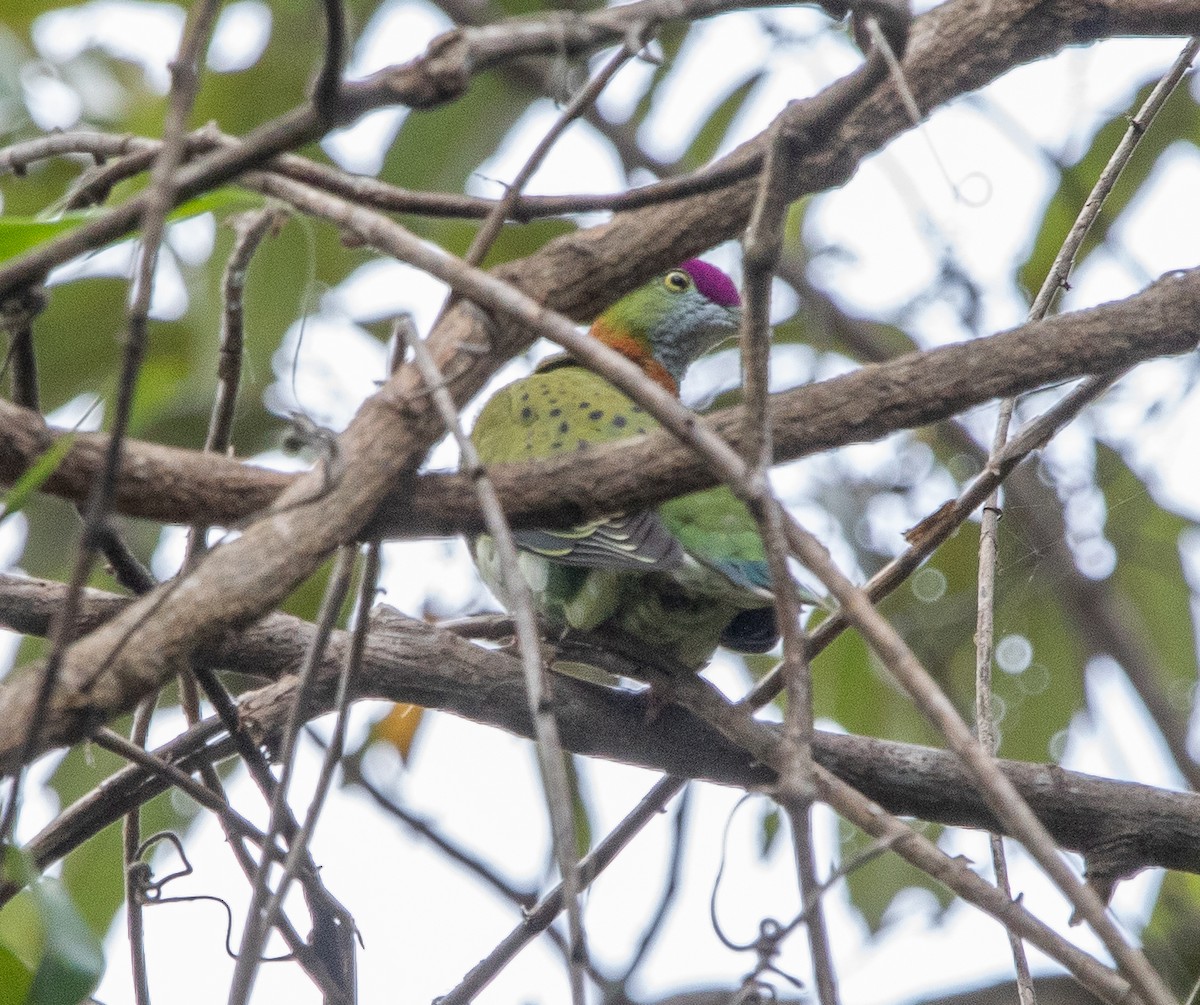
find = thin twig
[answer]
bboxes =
[741,113,837,1004]
[314,0,347,116]
[0,0,221,851]
[973,35,1199,1002]
[227,546,356,1005]
[620,660,1139,1005]
[400,316,588,1003]
[779,513,1176,1005]
[464,42,637,268]
[257,545,378,998]
[616,785,691,987]
[122,700,155,1005]
[439,776,688,1005]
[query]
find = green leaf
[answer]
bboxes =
[841,821,952,934]
[25,877,104,1005]
[0,189,257,264]
[678,72,763,172]
[0,850,103,1005]
[1017,77,1200,298]
[758,806,781,858]
[1095,441,1197,696]
[0,217,83,263]
[1,434,74,519]
[566,755,594,859]
[0,941,33,1005]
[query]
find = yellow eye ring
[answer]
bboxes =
[663,270,691,293]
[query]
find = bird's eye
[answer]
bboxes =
[663,270,691,293]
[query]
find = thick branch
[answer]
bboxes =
[2,266,1197,535]
[1,0,1197,775]
[2,572,1199,886]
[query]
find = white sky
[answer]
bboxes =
[3,2,1200,1004]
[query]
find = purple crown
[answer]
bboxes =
[679,259,741,308]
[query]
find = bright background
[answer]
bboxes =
[2,1,1200,1002]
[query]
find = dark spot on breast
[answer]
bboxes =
[631,405,644,413]
[558,421,570,434]
[551,441,563,450]
[577,440,590,450]
[549,408,562,417]
[521,407,533,421]
[521,392,529,402]
[578,401,590,409]
[636,427,647,434]
[588,410,604,421]
[611,415,627,428]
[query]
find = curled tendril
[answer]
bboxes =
[129,831,292,963]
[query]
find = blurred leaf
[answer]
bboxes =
[424,218,576,269]
[628,23,688,133]
[567,754,593,858]
[842,821,951,933]
[1,434,74,518]
[370,703,425,765]
[0,217,83,261]
[25,875,104,1005]
[1095,441,1197,693]
[1017,77,1200,297]
[677,72,763,172]
[758,806,781,858]
[813,612,936,748]
[385,75,528,196]
[0,942,33,1005]
[1144,870,1200,997]
[0,848,103,1005]
[0,189,254,264]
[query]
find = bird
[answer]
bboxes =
[469,259,782,673]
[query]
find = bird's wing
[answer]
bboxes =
[658,485,774,599]
[471,364,683,572]
[514,511,685,571]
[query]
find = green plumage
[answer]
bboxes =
[469,261,783,671]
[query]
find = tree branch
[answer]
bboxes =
[2,572,1199,888]
[1,265,1197,537]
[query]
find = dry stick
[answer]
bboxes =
[438,776,687,1005]
[97,719,350,1002]
[122,700,155,1005]
[439,41,639,1000]
[255,545,378,1000]
[971,36,1199,1004]
[227,546,355,1005]
[400,316,590,1003]
[0,0,221,852]
[9,574,1200,880]
[866,3,1040,992]
[741,117,837,1004]
[0,126,753,224]
[614,787,691,990]
[336,745,599,979]
[313,0,347,117]
[656,664,1138,1005]
[179,208,284,734]
[581,658,1140,1005]
[92,728,275,852]
[462,41,637,266]
[811,765,1136,1005]
[0,0,801,299]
